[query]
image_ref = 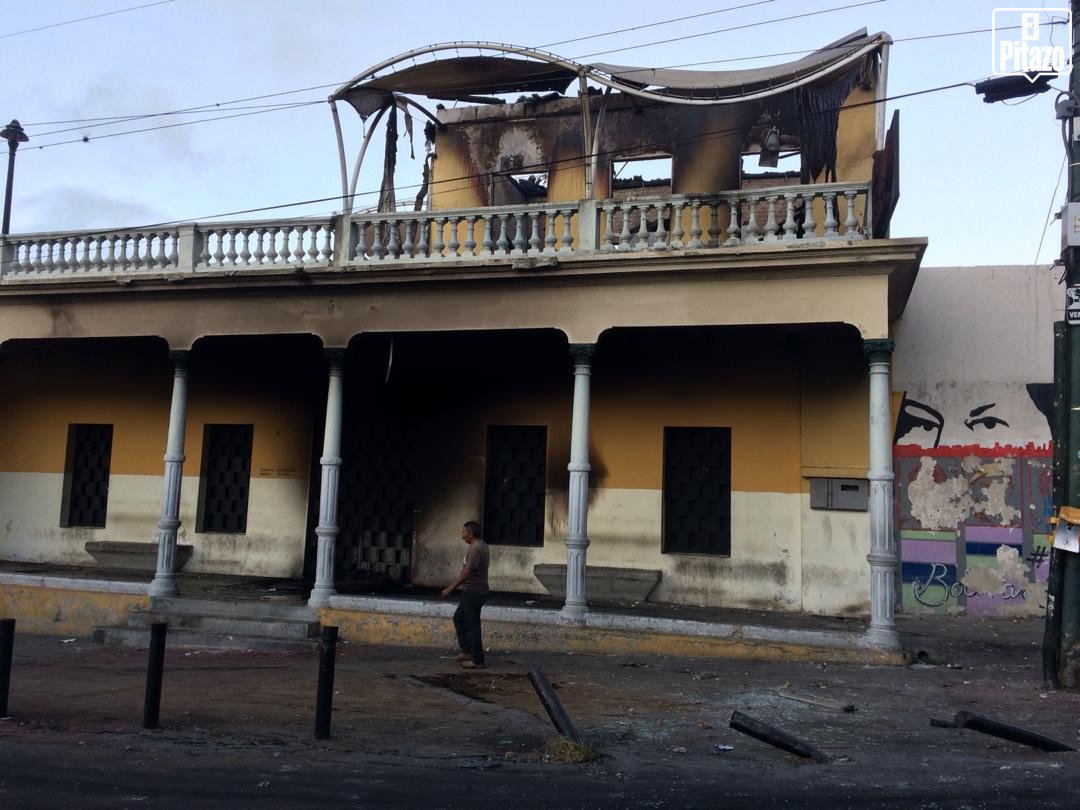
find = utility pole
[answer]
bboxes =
[1052,0,1080,688]
[0,119,28,236]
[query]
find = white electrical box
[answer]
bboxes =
[1063,202,1080,249]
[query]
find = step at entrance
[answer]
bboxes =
[92,596,321,652]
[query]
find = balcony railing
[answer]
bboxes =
[0,181,871,283]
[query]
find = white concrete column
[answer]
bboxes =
[309,349,346,608]
[563,343,594,619]
[149,350,190,598]
[865,338,900,650]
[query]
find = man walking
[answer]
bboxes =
[440,520,490,669]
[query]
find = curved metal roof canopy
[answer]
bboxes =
[330,29,889,111]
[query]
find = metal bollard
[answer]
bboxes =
[0,618,14,718]
[143,622,167,729]
[314,626,338,740]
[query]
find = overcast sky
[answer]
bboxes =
[0,0,1069,270]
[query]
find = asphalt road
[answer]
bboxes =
[2,616,1080,808]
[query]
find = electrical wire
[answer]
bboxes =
[1033,153,1067,267]
[26,102,322,150]
[130,76,975,228]
[0,0,173,39]
[640,21,1067,71]
[571,0,888,60]
[17,14,1051,147]
[540,0,780,48]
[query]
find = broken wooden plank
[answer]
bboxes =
[953,711,1075,752]
[528,668,582,744]
[729,710,832,762]
[777,688,855,713]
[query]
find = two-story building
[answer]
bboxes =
[0,29,925,650]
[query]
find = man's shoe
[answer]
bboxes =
[461,660,485,669]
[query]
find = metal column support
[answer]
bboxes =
[149,350,190,598]
[864,338,900,650]
[563,343,594,619]
[309,349,346,608]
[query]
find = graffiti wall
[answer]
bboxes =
[892,265,1059,616]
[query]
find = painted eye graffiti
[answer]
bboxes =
[963,403,1010,432]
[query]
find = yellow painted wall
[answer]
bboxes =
[0,337,318,481]
[0,340,172,475]
[800,326,871,477]
[593,328,802,493]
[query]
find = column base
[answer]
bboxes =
[148,574,178,598]
[308,586,336,608]
[560,602,588,621]
[865,623,902,651]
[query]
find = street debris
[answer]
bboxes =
[952,711,1075,752]
[729,711,833,763]
[528,668,582,745]
[776,688,855,713]
[714,744,735,752]
[542,735,598,764]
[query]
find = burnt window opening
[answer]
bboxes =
[60,424,113,528]
[611,155,673,197]
[507,173,548,200]
[196,424,254,534]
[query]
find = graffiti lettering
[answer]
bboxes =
[1027,547,1049,567]
[911,563,1029,606]
[912,564,964,607]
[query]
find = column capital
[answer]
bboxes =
[324,347,346,374]
[569,343,595,367]
[862,338,894,361]
[168,349,189,374]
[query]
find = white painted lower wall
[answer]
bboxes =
[412,485,810,612]
[799,494,870,616]
[0,471,309,578]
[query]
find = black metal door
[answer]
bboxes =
[335,415,416,584]
[662,427,731,555]
[483,425,547,546]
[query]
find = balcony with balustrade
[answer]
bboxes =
[1,33,908,289]
[0,179,878,283]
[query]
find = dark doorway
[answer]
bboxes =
[662,427,731,555]
[483,425,547,546]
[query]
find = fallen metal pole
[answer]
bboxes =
[953,711,1075,752]
[142,622,167,729]
[729,710,832,762]
[0,618,14,717]
[314,626,338,740]
[528,668,582,744]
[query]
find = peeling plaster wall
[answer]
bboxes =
[893,265,1059,616]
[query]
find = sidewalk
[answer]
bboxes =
[0,561,893,664]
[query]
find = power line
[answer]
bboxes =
[636,21,1067,71]
[26,102,322,151]
[23,82,343,128]
[14,9,1017,148]
[572,0,888,60]
[13,13,1023,157]
[0,0,173,40]
[30,101,326,139]
[1034,153,1067,266]
[135,76,973,229]
[540,0,780,48]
